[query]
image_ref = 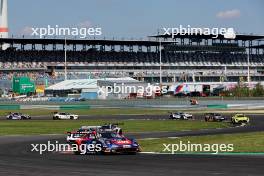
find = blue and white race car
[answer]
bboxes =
[6,112,31,120]
[70,124,141,154]
[97,132,141,154]
[169,112,193,120]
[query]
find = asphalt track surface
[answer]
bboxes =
[0,114,264,176]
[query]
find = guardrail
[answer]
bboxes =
[0,105,90,110]
[0,103,263,110]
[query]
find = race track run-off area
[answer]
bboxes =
[0,114,263,176]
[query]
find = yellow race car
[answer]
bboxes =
[231,114,250,124]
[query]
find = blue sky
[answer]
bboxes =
[8,0,264,39]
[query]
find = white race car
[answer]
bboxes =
[53,112,79,120]
[169,112,193,120]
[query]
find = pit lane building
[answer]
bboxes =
[45,77,149,99]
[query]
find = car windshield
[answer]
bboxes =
[237,115,244,117]
[101,125,110,129]
[100,133,117,139]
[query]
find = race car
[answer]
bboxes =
[204,113,226,122]
[53,112,79,120]
[66,126,101,143]
[68,123,140,154]
[98,132,141,154]
[169,112,193,120]
[231,114,250,124]
[67,131,89,143]
[6,112,31,120]
[67,124,123,143]
[73,131,141,155]
[100,123,123,135]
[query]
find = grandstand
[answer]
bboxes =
[0,33,264,90]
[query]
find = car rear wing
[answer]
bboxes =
[66,131,90,135]
[80,126,102,130]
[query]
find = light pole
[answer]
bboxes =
[159,40,162,85]
[158,40,178,85]
[64,37,67,81]
[247,51,250,85]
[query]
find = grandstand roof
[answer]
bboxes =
[150,33,264,41]
[46,77,138,91]
[0,38,174,46]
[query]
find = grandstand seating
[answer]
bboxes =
[0,50,264,86]
[0,50,263,68]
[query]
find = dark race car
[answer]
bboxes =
[204,113,225,122]
[72,131,141,155]
[98,132,140,154]
[6,112,31,120]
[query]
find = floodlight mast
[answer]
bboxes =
[159,40,177,85]
[64,37,67,80]
[247,51,250,86]
[0,0,9,50]
[159,40,162,85]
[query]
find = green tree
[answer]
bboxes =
[252,83,264,97]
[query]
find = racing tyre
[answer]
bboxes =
[53,116,58,120]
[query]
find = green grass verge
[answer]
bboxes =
[139,132,264,153]
[0,109,171,116]
[0,120,230,135]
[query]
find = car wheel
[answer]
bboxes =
[70,116,74,120]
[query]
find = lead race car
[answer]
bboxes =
[67,124,141,154]
[96,132,140,154]
[6,112,31,120]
